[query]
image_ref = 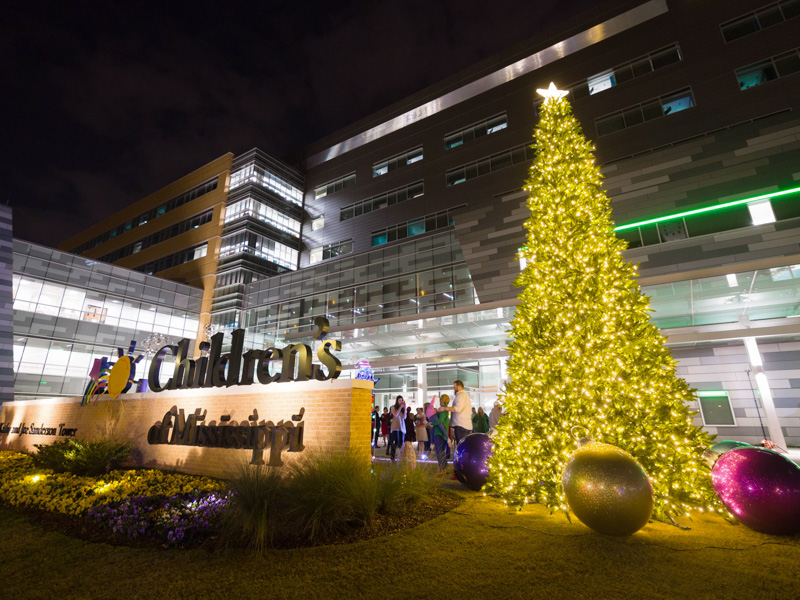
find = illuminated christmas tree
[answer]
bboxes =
[486,83,719,521]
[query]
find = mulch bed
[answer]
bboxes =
[1,489,463,551]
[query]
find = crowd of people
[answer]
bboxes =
[370,380,503,474]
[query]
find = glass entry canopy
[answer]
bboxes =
[646,264,800,329]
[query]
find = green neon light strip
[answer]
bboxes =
[696,391,729,398]
[613,185,800,232]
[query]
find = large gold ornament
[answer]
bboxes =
[562,441,654,536]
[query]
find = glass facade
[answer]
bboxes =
[242,231,476,349]
[12,241,202,401]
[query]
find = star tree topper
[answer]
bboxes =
[537,82,569,102]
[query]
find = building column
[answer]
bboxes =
[417,363,427,406]
[743,337,787,449]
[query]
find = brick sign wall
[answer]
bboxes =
[0,378,373,479]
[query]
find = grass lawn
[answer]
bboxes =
[1,479,798,600]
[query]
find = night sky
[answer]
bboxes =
[5,0,603,247]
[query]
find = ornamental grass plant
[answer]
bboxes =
[285,452,380,541]
[222,453,439,552]
[222,462,284,554]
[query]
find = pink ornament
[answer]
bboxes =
[711,447,800,535]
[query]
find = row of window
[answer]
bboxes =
[373,147,423,178]
[530,44,682,115]
[314,173,356,199]
[229,164,303,206]
[446,143,536,187]
[309,240,354,264]
[340,181,424,222]
[244,263,474,335]
[596,88,694,137]
[574,44,682,101]
[444,114,508,150]
[721,0,800,43]
[70,179,218,254]
[736,47,800,90]
[135,243,208,276]
[371,208,458,247]
[219,232,297,270]
[98,210,213,263]
[224,196,301,237]
[247,231,463,305]
[617,195,800,250]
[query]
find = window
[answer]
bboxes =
[736,60,778,89]
[444,113,508,150]
[314,173,356,199]
[736,48,800,90]
[340,181,423,221]
[312,216,325,231]
[446,144,535,187]
[587,71,615,95]
[697,391,736,426]
[309,240,353,264]
[721,0,800,43]
[83,305,107,323]
[371,208,460,246]
[595,88,694,136]
[372,148,423,178]
[193,244,208,260]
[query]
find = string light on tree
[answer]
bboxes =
[484,82,721,522]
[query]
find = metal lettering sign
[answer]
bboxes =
[82,317,343,400]
[147,317,342,393]
[147,406,305,466]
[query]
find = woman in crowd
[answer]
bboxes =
[415,407,428,454]
[404,406,417,447]
[474,406,490,433]
[428,395,451,473]
[389,396,406,462]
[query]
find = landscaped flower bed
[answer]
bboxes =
[87,491,231,547]
[0,449,457,551]
[0,451,225,516]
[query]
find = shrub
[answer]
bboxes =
[32,440,74,472]
[69,440,132,475]
[32,439,132,475]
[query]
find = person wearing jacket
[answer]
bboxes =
[428,395,451,473]
[474,406,490,433]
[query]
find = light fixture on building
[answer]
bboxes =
[747,199,776,225]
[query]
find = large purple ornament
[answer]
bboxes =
[453,433,493,491]
[711,447,800,535]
